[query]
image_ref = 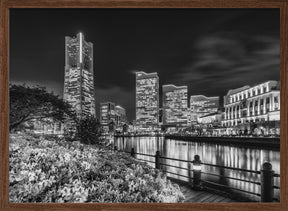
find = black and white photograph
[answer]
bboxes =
[9,8,280,203]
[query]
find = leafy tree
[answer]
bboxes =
[108,121,115,133]
[249,121,258,135]
[9,84,76,131]
[122,124,129,133]
[75,116,102,145]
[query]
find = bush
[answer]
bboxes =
[9,133,185,203]
[74,116,102,145]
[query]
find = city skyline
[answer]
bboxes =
[10,9,280,121]
[7,8,281,204]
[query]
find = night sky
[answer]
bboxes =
[10,9,280,121]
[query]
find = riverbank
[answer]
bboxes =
[115,134,280,149]
[164,135,280,149]
[9,133,185,203]
[115,134,164,137]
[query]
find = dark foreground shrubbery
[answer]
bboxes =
[75,116,102,145]
[9,133,185,203]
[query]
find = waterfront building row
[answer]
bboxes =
[135,71,219,132]
[134,71,280,135]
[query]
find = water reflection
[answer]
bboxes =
[114,136,280,201]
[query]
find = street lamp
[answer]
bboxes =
[192,155,203,190]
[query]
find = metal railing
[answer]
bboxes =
[114,146,280,202]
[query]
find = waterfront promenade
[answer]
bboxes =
[114,135,280,202]
[115,146,275,202]
[179,185,236,203]
[168,177,238,202]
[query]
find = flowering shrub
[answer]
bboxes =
[9,133,185,203]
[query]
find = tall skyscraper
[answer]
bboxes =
[189,95,219,125]
[63,32,95,118]
[135,71,159,132]
[162,84,188,127]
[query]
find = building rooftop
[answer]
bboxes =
[135,71,159,79]
[226,80,279,96]
[190,95,219,100]
[162,84,188,90]
[115,105,125,110]
[227,85,250,96]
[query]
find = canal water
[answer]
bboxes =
[114,136,280,201]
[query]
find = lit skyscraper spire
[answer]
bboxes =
[79,32,83,63]
[64,32,95,118]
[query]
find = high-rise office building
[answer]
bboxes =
[162,84,188,126]
[189,95,219,124]
[115,105,127,126]
[135,71,159,131]
[100,102,116,125]
[63,32,95,118]
[100,102,116,133]
[100,102,127,133]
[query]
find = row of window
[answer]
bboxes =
[226,96,279,112]
[223,118,267,127]
[229,86,270,103]
[226,108,272,120]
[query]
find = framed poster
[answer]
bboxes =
[0,0,287,210]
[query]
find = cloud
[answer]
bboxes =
[176,33,280,97]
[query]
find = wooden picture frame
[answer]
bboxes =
[0,0,287,210]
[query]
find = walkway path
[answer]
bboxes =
[179,185,236,203]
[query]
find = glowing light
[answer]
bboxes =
[79,32,83,63]
[193,164,202,171]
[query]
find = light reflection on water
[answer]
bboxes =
[114,136,280,201]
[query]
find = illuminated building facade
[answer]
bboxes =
[115,105,127,126]
[198,112,222,126]
[63,32,95,118]
[100,102,116,125]
[135,71,159,132]
[162,84,188,127]
[222,80,280,127]
[31,118,63,135]
[189,95,219,124]
[100,102,127,133]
